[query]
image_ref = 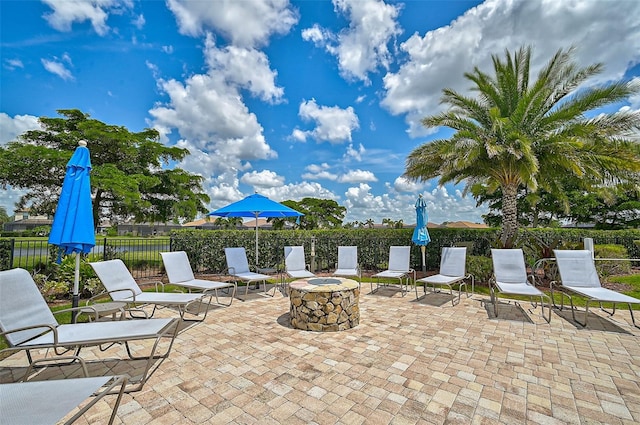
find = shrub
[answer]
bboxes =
[467,255,493,286]
[42,279,70,301]
[595,244,631,280]
[82,277,104,297]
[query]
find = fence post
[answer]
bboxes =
[9,238,15,269]
[103,237,107,261]
[310,236,316,272]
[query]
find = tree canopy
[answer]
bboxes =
[0,109,210,228]
[404,46,640,245]
[269,198,346,230]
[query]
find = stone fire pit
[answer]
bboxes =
[289,277,359,331]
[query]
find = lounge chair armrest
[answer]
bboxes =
[103,288,137,301]
[86,292,110,304]
[1,323,59,345]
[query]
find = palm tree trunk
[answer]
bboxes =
[501,183,519,247]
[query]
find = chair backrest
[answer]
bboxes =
[388,246,410,272]
[224,247,251,275]
[90,259,142,299]
[439,247,466,277]
[583,238,595,260]
[553,249,601,288]
[160,251,196,284]
[491,249,528,284]
[337,246,358,270]
[0,268,58,347]
[284,246,306,272]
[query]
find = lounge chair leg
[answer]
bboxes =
[570,298,588,327]
[627,305,640,329]
[490,284,499,318]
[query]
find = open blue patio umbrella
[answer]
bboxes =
[208,193,303,266]
[48,140,96,323]
[412,194,431,272]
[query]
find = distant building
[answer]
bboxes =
[115,221,182,236]
[2,209,52,232]
[442,221,489,229]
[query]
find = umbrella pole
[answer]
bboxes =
[72,253,80,323]
[255,212,259,267]
[421,246,426,273]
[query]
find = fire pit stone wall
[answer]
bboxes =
[289,277,359,331]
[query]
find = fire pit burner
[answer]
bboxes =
[308,278,342,286]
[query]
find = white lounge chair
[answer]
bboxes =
[371,246,415,297]
[0,375,127,425]
[283,246,316,292]
[416,247,474,305]
[0,268,179,392]
[490,249,551,322]
[160,251,237,306]
[224,247,274,297]
[553,249,640,328]
[333,246,361,288]
[91,259,214,321]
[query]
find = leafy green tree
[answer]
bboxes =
[270,198,346,230]
[214,217,243,229]
[0,206,9,229]
[0,109,210,228]
[476,177,640,229]
[559,182,640,229]
[404,46,640,245]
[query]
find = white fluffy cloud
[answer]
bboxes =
[167,0,298,48]
[260,182,340,203]
[0,113,42,215]
[42,0,129,36]
[3,59,23,71]
[344,143,365,162]
[338,169,377,183]
[303,0,402,83]
[393,176,423,193]
[149,35,279,168]
[301,163,338,181]
[382,0,640,136]
[240,170,285,188]
[0,113,41,145]
[41,54,74,81]
[629,77,640,110]
[342,183,486,224]
[294,99,359,144]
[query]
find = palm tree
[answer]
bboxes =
[404,46,640,245]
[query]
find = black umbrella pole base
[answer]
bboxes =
[72,294,79,324]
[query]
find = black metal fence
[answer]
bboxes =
[0,237,171,280]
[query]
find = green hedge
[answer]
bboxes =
[169,227,640,275]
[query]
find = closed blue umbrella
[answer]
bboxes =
[412,194,431,272]
[48,140,95,322]
[208,193,303,266]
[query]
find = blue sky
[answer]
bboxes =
[1,0,639,225]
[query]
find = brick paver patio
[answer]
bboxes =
[2,282,639,424]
